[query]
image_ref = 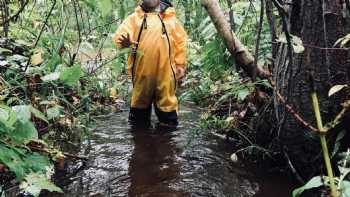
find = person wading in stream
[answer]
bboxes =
[114,0,188,128]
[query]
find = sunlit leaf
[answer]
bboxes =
[334,34,350,48]
[20,172,63,197]
[328,85,347,97]
[12,105,31,123]
[31,52,44,66]
[41,72,60,82]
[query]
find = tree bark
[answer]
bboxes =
[274,0,350,179]
[202,0,269,79]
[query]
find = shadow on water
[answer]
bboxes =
[127,128,189,197]
[48,105,293,197]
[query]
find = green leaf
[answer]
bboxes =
[20,172,63,197]
[12,121,38,144]
[47,106,63,120]
[24,153,50,173]
[99,0,112,17]
[29,106,48,123]
[0,47,12,55]
[0,144,26,180]
[340,180,350,197]
[292,176,323,197]
[41,72,60,82]
[59,65,83,86]
[12,105,31,123]
[0,104,17,128]
[237,88,250,101]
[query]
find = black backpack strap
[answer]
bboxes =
[158,14,177,90]
[131,14,147,86]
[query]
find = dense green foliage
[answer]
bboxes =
[1,0,349,196]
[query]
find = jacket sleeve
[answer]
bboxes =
[114,15,136,49]
[172,19,188,69]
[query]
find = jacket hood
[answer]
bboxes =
[135,5,176,18]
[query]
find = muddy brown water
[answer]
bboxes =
[50,105,294,197]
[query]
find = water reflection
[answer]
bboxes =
[128,127,189,197]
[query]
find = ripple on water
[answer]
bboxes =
[53,106,259,197]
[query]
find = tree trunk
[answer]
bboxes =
[274,0,350,179]
[202,0,269,79]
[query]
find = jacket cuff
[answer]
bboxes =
[175,64,186,69]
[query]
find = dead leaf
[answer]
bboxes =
[31,52,44,66]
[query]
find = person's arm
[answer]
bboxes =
[114,15,136,49]
[172,19,188,79]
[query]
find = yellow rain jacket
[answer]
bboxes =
[114,6,187,113]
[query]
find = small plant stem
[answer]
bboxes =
[311,92,339,197]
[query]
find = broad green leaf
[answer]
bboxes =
[12,105,31,123]
[12,121,38,144]
[0,144,26,180]
[292,176,323,197]
[99,0,112,17]
[59,65,83,86]
[329,85,347,97]
[24,153,50,173]
[20,172,63,197]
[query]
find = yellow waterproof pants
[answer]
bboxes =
[114,6,187,124]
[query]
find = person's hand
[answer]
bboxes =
[118,34,136,48]
[176,66,186,81]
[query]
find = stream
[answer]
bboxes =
[50,104,293,197]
